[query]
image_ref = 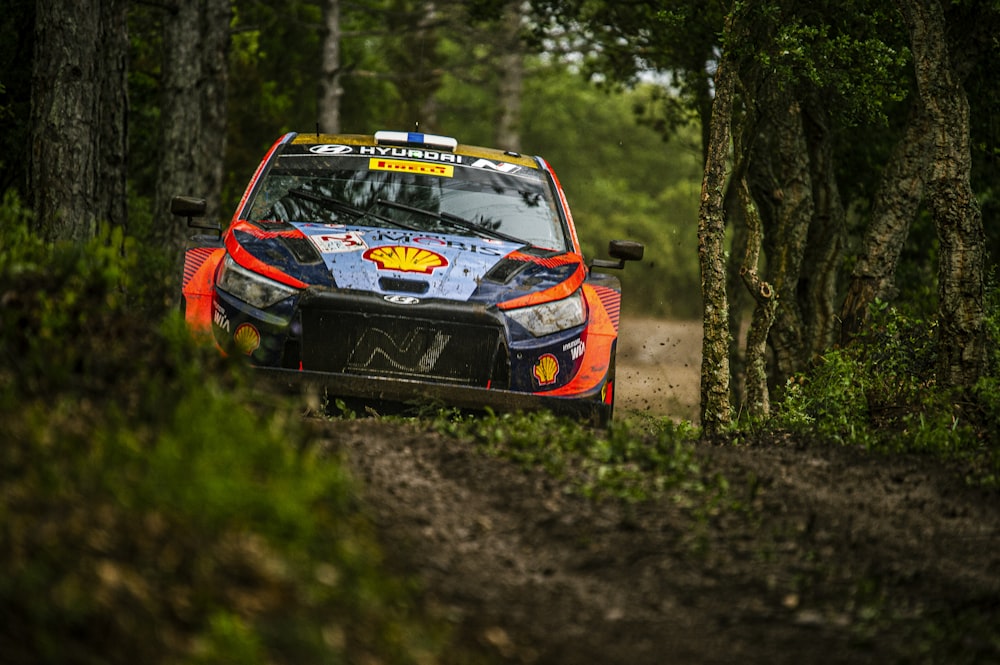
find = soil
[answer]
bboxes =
[313,319,1000,664]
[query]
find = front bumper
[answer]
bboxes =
[255,366,612,426]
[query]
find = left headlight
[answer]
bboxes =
[505,290,587,337]
[217,255,300,309]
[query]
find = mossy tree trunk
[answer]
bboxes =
[737,177,777,418]
[760,88,813,384]
[839,100,934,344]
[895,0,986,388]
[697,17,737,433]
[800,100,846,361]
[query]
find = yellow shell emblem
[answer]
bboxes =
[364,245,448,274]
[233,323,260,355]
[532,353,560,386]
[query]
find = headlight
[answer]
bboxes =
[505,290,586,337]
[217,255,299,308]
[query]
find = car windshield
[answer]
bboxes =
[244,150,570,251]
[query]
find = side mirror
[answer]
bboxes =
[590,239,644,270]
[170,195,220,233]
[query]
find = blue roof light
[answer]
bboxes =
[374,130,458,152]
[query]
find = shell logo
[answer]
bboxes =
[532,353,560,386]
[363,245,448,274]
[233,323,260,355]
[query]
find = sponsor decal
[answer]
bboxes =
[213,301,231,333]
[384,295,421,305]
[233,323,260,355]
[309,144,355,155]
[359,145,462,163]
[533,353,560,386]
[563,338,586,360]
[363,245,449,274]
[310,231,367,253]
[468,158,522,174]
[369,157,454,178]
[367,231,506,256]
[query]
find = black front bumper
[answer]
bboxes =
[255,366,612,426]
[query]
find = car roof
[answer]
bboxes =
[288,133,542,170]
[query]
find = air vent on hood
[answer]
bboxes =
[379,277,429,294]
[483,258,530,284]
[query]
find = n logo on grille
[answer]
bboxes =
[348,326,451,374]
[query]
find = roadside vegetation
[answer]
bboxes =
[770,293,1000,487]
[0,195,454,664]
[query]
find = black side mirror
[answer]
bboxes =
[591,239,644,270]
[170,195,219,233]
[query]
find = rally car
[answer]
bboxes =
[172,130,642,425]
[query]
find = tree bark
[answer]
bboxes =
[495,2,523,152]
[738,177,777,418]
[153,0,231,264]
[800,101,846,360]
[319,0,343,134]
[767,91,814,380]
[839,99,933,343]
[30,0,128,242]
[697,20,737,433]
[895,0,986,387]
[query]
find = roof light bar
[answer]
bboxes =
[374,130,458,152]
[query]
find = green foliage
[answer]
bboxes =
[770,297,1000,485]
[740,0,911,126]
[0,192,447,664]
[432,409,720,506]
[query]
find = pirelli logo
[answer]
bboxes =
[369,157,454,177]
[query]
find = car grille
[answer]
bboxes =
[297,292,508,387]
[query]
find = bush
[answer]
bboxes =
[771,296,1000,484]
[0,192,446,664]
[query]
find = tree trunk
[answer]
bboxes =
[725,176,749,408]
[839,99,933,343]
[895,0,986,387]
[767,95,812,382]
[697,19,737,433]
[737,177,777,417]
[30,0,128,242]
[800,101,846,360]
[495,2,523,152]
[319,0,343,134]
[153,0,231,264]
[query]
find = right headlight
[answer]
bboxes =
[216,255,299,309]
[505,290,587,337]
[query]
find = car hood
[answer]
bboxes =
[227,220,585,305]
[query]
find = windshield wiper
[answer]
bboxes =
[374,198,528,245]
[287,188,420,231]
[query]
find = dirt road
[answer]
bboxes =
[316,318,1000,664]
[616,317,702,422]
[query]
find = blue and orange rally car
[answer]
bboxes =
[172,131,642,425]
